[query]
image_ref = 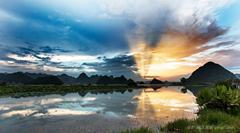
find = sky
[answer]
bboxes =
[0,0,240,81]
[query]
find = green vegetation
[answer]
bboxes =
[124,111,240,133]
[0,85,135,97]
[164,119,191,132]
[197,84,240,115]
[196,109,240,128]
[122,127,153,133]
[123,83,240,133]
[162,109,240,132]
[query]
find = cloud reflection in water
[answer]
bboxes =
[0,87,198,129]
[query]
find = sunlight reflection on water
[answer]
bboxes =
[0,86,198,132]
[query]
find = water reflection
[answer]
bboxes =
[0,86,198,132]
[134,88,197,126]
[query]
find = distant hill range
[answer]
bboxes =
[28,76,63,85]
[0,61,237,86]
[183,62,237,85]
[0,72,136,86]
[0,72,33,84]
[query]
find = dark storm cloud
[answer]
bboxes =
[82,54,141,80]
[141,9,171,47]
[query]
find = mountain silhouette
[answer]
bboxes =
[127,79,137,87]
[96,75,135,85]
[89,75,101,84]
[0,72,136,85]
[25,72,49,79]
[78,72,89,79]
[28,76,63,85]
[112,75,128,84]
[96,75,113,84]
[150,78,163,84]
[0,72,63,85]
[58,74,79,84]
[77,72,91,84]
[186,62,237,84]
[0,72,33,84]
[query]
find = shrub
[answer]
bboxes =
[197,85,240,115]
[164,119,191,132]
[216,79,240,89]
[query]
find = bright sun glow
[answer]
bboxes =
[130,30,211,80]
[134,88,198,124]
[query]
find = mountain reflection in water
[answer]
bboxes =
[0,86,198,133]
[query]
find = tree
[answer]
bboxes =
[127,79,137,87]
[180,77,187,84]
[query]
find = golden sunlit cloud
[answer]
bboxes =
[129,22,226,80]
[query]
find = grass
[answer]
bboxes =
[163,119,191,132]
[121,127,153,133]
[123,83,240,133]
[0,85,135,97]
[124,110,240,132]
[196,109,240,128]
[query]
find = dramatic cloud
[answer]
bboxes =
[0,0,132,55]
[82,55,142,80]
[123,0,240,79]
[0,44,99,76]
[0,0,239,80]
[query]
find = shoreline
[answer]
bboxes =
[0,84,207,98]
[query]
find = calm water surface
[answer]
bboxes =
[0,86,198,133]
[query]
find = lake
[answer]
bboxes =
[0,86,198,133]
